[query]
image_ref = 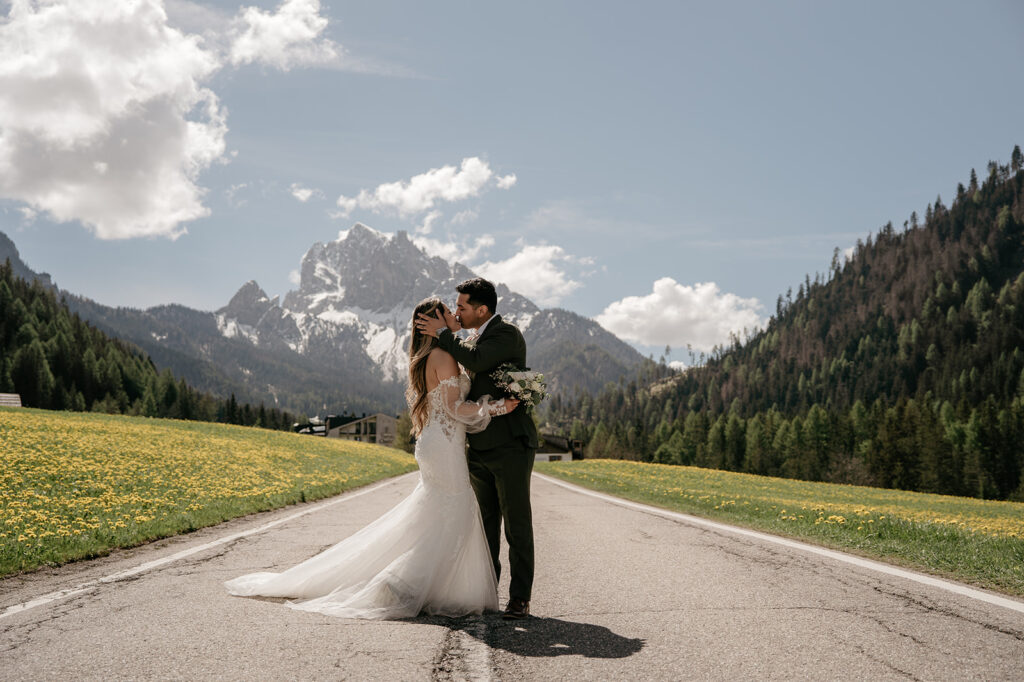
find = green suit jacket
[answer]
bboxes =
[436,315,540,452]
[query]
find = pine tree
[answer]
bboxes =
[724,413,745,471]
[12,339,56,407]
[653,429,685,464]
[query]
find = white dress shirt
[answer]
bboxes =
[472,314,495,339]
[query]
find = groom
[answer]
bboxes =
[416,277,539,619]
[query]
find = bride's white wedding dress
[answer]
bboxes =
[224,373,499,619]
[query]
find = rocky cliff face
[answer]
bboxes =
[213,223,642,392]
[0,231,54,289]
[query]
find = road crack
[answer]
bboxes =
[432,616,495,681]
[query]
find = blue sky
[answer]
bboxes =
[1,0,1022,361]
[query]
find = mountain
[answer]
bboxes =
[0,231,54,289]
[0,259,297,429]
[2,223,643,415]
[546,147,1024,500]
[210,224,642,404]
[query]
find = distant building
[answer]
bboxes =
[0,394,22,407]
[293,414,356,437]
[293,416,327,436]
[329,413,398,447]
[535,433,583,462]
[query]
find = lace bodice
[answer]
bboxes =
[409,373,492,496]
[425,373,486,441]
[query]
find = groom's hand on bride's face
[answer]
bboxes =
[416,310,449,338]
[442,306,461,331]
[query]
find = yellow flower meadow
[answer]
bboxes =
[537,459,1024,539]
[0,407,416,576]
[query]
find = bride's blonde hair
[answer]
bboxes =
[407,297,445,436]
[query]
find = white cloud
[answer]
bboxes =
[0,0,361,240]
[413,234,495,264]
[451,209,479,226]
[843,245,856,261]
[288,268,301,285]
[19,206,37,222]
[229,0,340,70]
[0,0,227,240]
[496,173,517,189]
[225,183,249,207]
[335,157,515,218]
[596,278,766,352]
[474,244,582,307]
[669,360,688,371]
[416,210,442,235]
[289,183,316,202]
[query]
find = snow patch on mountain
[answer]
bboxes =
[516,312,536,332]
[317,308,360,326]
[215,222,641,391]
[366,326,406,381]
[215,313,259,345]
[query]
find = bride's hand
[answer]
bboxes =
[501,398,520,414]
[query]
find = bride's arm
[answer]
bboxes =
[432,352,512,434]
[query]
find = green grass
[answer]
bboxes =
[0,407,416,577]
[536,459,1024,597]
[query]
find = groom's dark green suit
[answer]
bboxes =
[437,315,539,602]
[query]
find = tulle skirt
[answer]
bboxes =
[224,478,498,620]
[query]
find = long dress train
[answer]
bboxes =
[224,373,499,619]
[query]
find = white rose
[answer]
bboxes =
[509,381,522,393]
[531,381,541,391]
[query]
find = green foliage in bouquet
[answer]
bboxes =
[490,363,548,411]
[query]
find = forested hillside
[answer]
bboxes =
[0,263,296,430]
[546,146,1024,500]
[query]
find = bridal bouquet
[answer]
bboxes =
[490,363,548,411]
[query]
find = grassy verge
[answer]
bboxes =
[0,407,416,577]
[536,459,1024,597]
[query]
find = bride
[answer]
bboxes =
[224,297,518,619]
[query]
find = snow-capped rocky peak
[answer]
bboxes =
[216,222,639,389]
[283,223,499,317]
[218,280,277,328]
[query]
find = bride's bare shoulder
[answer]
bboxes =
[427,347,458,374]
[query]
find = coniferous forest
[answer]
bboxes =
[545,147,1024,500]
[0,263,296,431]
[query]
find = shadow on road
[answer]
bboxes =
[437,614,645,659]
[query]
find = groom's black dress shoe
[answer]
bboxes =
[502,598,530,620]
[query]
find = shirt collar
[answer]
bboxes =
[475,314,495,338]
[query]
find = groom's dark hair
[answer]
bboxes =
[456,278,498,313]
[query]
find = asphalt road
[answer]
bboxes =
[2,471,1023,681]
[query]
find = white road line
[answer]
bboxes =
[534,473,1024,616]
[458,615,494,682]
[0,473,419,622]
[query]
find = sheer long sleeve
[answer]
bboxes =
[437,376,506,434]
